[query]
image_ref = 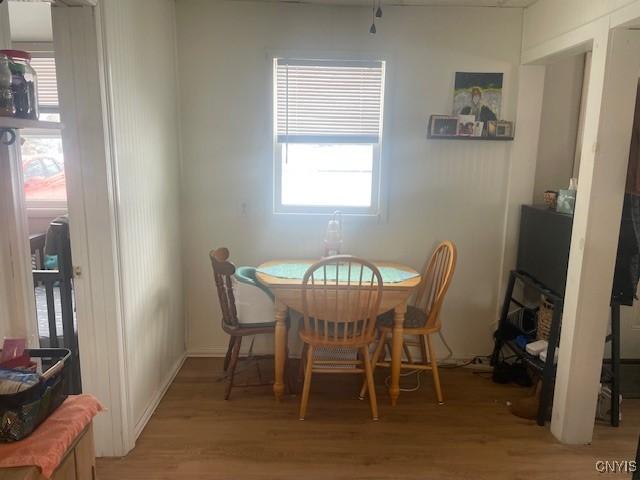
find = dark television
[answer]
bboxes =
[516,204,636,304]
[516,205,573,297]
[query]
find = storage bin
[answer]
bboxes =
[0,348,70,443]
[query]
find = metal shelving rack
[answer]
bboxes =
[0,117,62,145]
[491,270,619,427]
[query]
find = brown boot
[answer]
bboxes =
[510,380,542,420]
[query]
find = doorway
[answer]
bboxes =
[615,79,640,398]
[8,3,81,392]
[1,0,134,456]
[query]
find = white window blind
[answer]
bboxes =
[30,56,58,108]
[276,59,385,143]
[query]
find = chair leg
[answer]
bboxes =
[403,341,414,364]
[285,342,296,395]
[256,358,263,384]
[426,334,443,404]
[384,338,392,359]
[362,347,379,421]
[224,336,242,400]
[223,336,236,372]
[419,335,428,365]
[298,343,309,384]
[359,331,387,400]
[299,345,314,420]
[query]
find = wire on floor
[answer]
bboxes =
[438,331,454,361]
[384,369,423,392]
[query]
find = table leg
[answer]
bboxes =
[390,302,407,406]
[273,300,288,401]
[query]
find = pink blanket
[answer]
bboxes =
[0,394,103,478]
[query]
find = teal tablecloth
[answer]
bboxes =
[257,262,418,284]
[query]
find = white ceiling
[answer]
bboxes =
[240,0,537,7]
[7,0,537,5]
[6,0,538,44]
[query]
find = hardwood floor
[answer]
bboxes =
[97,358,639,480]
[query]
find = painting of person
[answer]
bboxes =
[453,72,503,123]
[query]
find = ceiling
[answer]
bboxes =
[237,0,537,7]
[9,0,537,5]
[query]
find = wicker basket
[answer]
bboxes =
[536,295,554,341]
[543,190,558,210]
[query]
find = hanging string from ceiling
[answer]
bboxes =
[370,0,382,34]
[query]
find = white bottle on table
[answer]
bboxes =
[324,211,343,257]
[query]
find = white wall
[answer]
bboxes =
[522,0,640,51]
[176,0,523,359]
[532,54,585,202]
[100,0,185,433]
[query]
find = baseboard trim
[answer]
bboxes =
[187,349,480,362]
[133,351,187,441]
[188,348,228,357]
[187,348,299,358]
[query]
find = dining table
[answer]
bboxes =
[255,259,422,406]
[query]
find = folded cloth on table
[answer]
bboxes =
[0,394,103,478]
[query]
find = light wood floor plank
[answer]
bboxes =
[97,358,639,480]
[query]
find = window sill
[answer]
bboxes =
[25,205,68,218]
[272,208,387,224]
[273,210,379,218]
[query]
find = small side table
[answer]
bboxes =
[0,423,96,480]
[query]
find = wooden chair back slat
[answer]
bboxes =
[413,241,457,330]
[301,255,383,346]
[209,247,239,328]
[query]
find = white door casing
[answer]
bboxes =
[52,3,132,456]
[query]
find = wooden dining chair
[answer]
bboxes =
[360,241,457,404]
[298,255,383,420]
[209,247,283,400]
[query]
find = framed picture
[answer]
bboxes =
[486,120,497,137]
[457,115,475,136]
[495,121,513,138]
[556,189,576,214]
[473,121,484,137]
[453,72,503,122]
[429,115,459,137]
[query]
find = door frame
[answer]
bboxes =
[51,2,132,456]
[0,0,130,456]
[1,0,131,455]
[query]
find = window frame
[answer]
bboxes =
[272,56,386,216]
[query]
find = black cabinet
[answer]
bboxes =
[516,205,573,297]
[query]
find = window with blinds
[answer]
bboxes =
[273,58,386,214]
[30,56,59,109]
[276,59,384,144]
